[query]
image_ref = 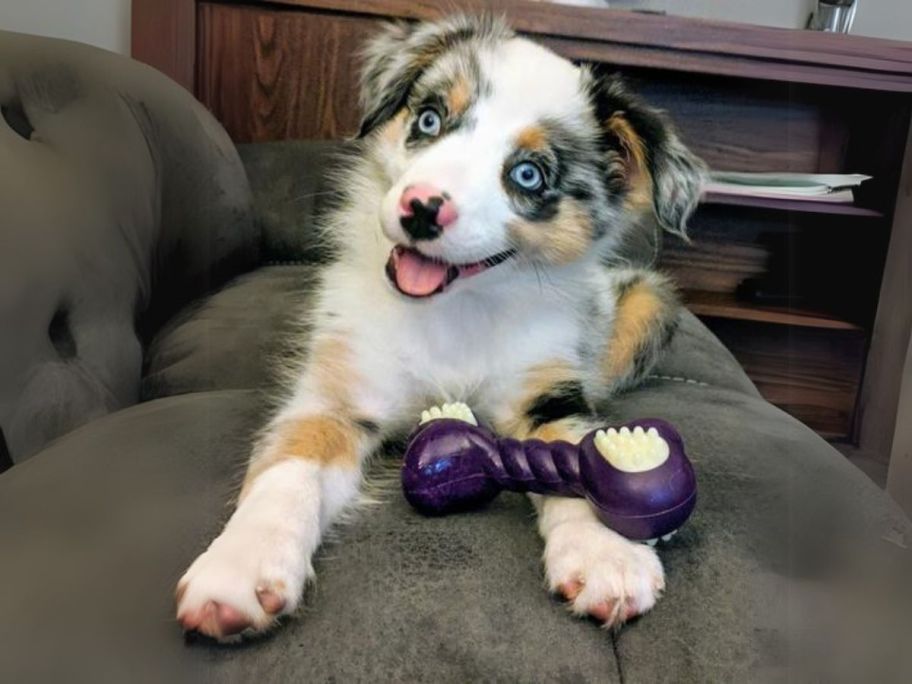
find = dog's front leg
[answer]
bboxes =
[528,418,665,627]
[174,409,378,640]
[175,338,390,640]
[496,368,665,627]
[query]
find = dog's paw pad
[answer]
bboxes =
[177,600,253,638]
[256,584,287,615]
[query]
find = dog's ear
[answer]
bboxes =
[593,75,706,239]
[357,15,512,138]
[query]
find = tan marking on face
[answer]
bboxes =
[446,75,473,116]
[241,415,360,498]
[608,114,653,211]
[515,125,549,152]
[379,108,409,145]
[508,198,594,265]
[602,281,665,380]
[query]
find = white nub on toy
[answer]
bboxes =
[594,426,670,473]
[419,402,478,426]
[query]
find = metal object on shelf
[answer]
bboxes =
[808,0,859,34]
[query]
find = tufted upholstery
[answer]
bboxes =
[0,31,256,463]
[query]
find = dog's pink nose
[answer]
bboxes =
[399,183,458,235]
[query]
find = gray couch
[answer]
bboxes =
[1,31,910,683]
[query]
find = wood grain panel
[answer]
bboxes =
[261,0,912,76]
[197,0,844,177]
[706,319,866,439]
[625,74,833,174]
[198,3,371,142]
[258,0,912,92]
[132,0,196,91]
[538,35,912,95]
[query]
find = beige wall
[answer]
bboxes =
[611,1,909,41]
[0,0,132,54]
[853,1,912,41]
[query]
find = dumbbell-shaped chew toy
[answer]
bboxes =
[401,403,696,543]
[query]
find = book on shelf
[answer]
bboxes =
[704,171,871,204]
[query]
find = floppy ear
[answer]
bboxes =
[356,15,512,138]
[594,76,707,239]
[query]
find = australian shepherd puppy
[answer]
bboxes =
[176,15,705,640]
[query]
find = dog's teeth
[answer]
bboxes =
[633,426,644,437]
[620,426,631,436]
[645,538,658,547]
[647,427,659,438]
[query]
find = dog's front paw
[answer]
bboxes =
[544,520,665,627]
[175,521,312,641]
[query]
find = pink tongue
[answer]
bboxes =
[393,248,450,296]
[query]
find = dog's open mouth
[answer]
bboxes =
[385,245,515,298]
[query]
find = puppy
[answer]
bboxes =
[175,15,705,640]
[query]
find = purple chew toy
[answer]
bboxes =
[401,404,696,543]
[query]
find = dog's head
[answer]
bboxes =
[357,16,705,299]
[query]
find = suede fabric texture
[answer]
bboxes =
[238,140,352,265]
[0,31,256,463]
[1,30,910,683]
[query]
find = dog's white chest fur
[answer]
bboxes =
[318,257,597,415]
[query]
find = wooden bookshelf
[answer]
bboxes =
[133,0,912,460]
[682,290,864,332]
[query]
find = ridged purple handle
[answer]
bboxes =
[487,437,584,497]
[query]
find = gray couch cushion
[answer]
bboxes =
[0,31,256,463]
[142,265,316,400]
[238,140,353,264]
[0,390,623,683]
[1,373,908,682]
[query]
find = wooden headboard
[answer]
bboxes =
[133,0,912,466]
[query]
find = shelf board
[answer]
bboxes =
[684,290,863,331]
[701,192,884,218]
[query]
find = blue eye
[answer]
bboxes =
[417,108,442,137]
[509,161,544,191]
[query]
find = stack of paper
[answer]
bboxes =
[705,172,871,204]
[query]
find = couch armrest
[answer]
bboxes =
[0,30,257,462]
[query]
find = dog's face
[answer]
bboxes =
[357,17,704,299]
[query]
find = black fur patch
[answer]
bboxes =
[355,418,381,434]
[525,381,589,428]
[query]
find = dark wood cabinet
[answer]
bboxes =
[134,0,912,466]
